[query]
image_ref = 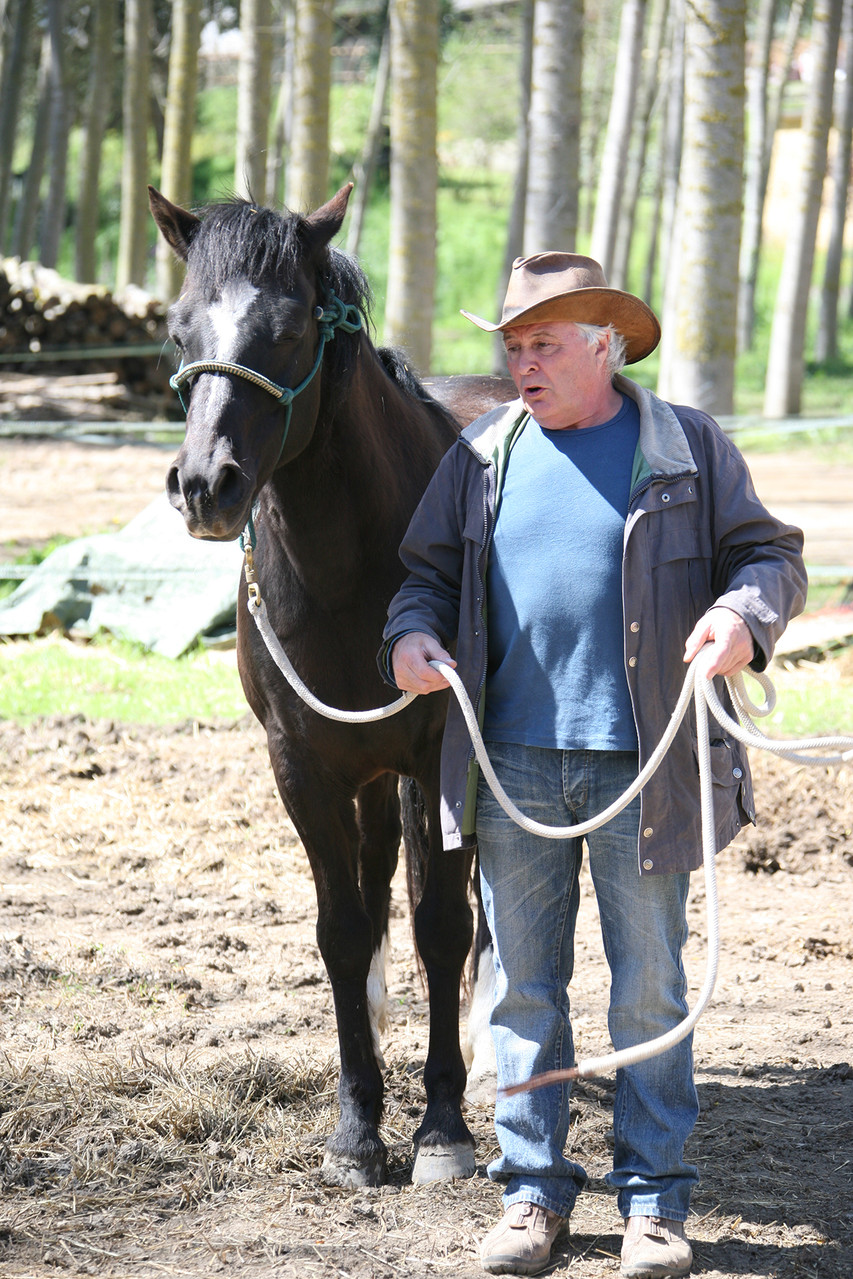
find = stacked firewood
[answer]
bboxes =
[0,259,177,413]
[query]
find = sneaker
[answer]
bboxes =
[620,1215,693,1278]
[479,1201,564,1275]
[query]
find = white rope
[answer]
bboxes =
[246,591,853,1082]
[249,595,415,721]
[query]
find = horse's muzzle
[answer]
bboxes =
[167,458,253,541]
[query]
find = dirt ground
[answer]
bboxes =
[0,433,852,1279]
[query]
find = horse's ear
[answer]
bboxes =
[303,183,354,248]
[148,186,201,261]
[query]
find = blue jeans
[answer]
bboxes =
[476,744,699,1221]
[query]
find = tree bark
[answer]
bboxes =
[736,0,776,352]
[491,0,534,374]
[346,15,391,257]
[75,0,117,283]
[285,0,332,211]
[814,0,853,361]
[611,0,669,290]
[116,0,152,290]
[385,0,439,371]
[0,0,33,249]
[763,0,843,418]
[657,0,745,414]
[156,0,202,301]
[235,0,273,201]
[590,0,648,277]
[523,0,583,254]
[39,0,70,270]
[12,28,51,261]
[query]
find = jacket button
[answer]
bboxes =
[455,800,462,808]
[661,493,671,503]
[643,858,654,870]
[630,621,640,633]
[732,767,743,779]
[628,656,638,668]
[643,827,653,838]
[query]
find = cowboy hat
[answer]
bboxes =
[461,252,661,364]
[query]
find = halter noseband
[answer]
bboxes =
[169,290,363,448]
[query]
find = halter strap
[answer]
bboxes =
[169,291,363,424]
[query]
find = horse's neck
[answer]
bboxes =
[259,366,452,612]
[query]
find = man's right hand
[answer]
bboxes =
[391,632,456,694]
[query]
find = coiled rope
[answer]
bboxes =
[245,588,853,1086]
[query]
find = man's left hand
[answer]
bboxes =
[683,606,755,679]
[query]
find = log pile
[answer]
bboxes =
[0,259,179,417]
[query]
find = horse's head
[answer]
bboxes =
[149,184,361,540]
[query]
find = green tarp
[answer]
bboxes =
[0,495,244,657]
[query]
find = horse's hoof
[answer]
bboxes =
[411,1141,476,1184]
[321,1149,386,1188]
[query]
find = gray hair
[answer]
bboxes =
[574,322,627,379]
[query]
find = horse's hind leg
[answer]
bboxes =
[356,774,402,1066]
[407,783,477,1184]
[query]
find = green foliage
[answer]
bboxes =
[0,635,247,725]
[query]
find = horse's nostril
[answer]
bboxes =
[214,463,245,512]
[166,465,182,501]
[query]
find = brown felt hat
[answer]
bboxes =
[461,252,661,364]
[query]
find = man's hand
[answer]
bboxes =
[391,632,456,694]
[683,606,755,679]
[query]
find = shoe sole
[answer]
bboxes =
[481,1256,553,1276]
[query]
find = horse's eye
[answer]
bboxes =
[169,332,185,353]
[273,329,298,345]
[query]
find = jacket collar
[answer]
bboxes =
[460,378,697,480]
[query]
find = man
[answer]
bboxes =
[379,254,806,1278]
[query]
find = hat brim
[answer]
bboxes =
[461,286,661,364]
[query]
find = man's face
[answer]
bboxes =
[502,320,614,430]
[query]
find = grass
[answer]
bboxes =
[0,634,247,725]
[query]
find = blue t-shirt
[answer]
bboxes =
[483,394,640,751]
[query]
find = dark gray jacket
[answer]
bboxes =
[380,377,807,873]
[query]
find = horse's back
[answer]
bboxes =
[423,374,516,430]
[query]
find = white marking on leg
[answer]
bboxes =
[464,941,497,1105]
[367,933,388,1069]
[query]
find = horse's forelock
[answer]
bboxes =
[184,201,372,327]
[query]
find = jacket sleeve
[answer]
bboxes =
[377,441,474,686]
[697,414,807,670]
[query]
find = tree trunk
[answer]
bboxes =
[266,1,296,208]
[346,15,391,257]
[590,0,647,277]
[0,0,33,249]
[814,0,853,361]
[235,0,273,201]
[12,28,51,261]
[385,0,439,372]
[39,0,70,270]
[75,0,117,283]
[657,0,745,414]
[285,0,332,211]
[156,0,202,301]
[611,0,669,290]
[116,0,152,290]
[763,0,843,418]
[736,0,777,353]
[491,0,534,375]
[657,0,685,319]
[523,0,583,254]
[580,0,620,238]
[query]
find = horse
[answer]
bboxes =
[148,182,513,1188]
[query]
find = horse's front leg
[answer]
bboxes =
[408,781,477,1184]
[275,761,389,1187]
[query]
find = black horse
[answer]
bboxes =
[149,183,511,1187]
